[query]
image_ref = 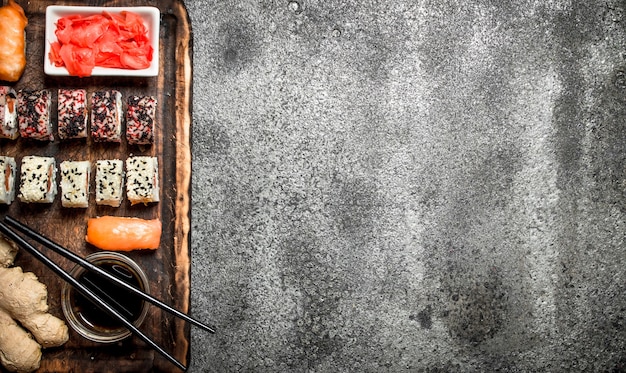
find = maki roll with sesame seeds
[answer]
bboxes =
[17,89,53,141]
[91,90,122,142]
[126,95,156,145]
[95,159,124,207]
[0,156,16,204]
[18,156,57,203]
[126,156,159,205]
[60,160,90,208]
[0,86,18,139]
[58,89,88,140]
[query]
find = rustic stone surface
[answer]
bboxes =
[188,0,626,371]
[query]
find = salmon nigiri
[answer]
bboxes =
[86,216,161,251]
[0,0,27,82]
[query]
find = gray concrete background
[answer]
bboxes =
[187,0,626,371]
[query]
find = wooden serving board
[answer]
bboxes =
[0,0,193,371]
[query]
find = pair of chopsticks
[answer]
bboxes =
[0,215,215,372]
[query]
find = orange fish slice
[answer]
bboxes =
[86,216,161,251]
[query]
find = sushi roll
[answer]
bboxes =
[60,160,90,208]
[126,95,156,145]
[95,159,124,207]
[91,90,122,142]
[126,156,159,205]
[0,86,18,139]
[18,156,57,203]
[17,89,53,141]
[0,156,16,204]
[58,89,88,140]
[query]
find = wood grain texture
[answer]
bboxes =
[0,1,192,372]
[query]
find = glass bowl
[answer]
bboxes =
[61,251,150,343]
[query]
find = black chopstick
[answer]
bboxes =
[0,222,187,372]
[4,215,215,334]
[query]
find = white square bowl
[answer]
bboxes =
[44,6,160,77]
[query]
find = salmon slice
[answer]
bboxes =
[86,216,161,251]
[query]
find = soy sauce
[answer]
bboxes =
[71,261,145,331]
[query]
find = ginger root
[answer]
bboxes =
[0,236,69,372]
[0,309,41,373]
[0,266,70,347]
[0,237,17,267]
